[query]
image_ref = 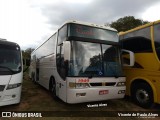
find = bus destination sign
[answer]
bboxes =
[68,23,119,42]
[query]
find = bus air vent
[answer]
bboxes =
[105,82,116,86]
[90,83,102,86]
[90,82,116,86]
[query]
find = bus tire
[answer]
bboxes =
[49,77,57,99]
[132,83,154,108]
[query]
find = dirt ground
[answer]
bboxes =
[0,73,160,120]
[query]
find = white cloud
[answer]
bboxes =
[64,0,92,4]
[142,2,160,21]
[0,0,160,50]
[0,0,52,50]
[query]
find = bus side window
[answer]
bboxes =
[154,23,160,60]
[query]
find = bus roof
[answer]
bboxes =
[0,39,19,47]
[32,20,118,55]
[119,19,160,36]
[60,20,117,32]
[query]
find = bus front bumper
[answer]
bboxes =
[66,86,126,103]
[0,86,21,106]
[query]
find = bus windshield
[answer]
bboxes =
[0,44,21,75]
[68,41,123,77]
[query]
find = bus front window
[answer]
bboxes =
[0,44,21,75]
[68,41,123,77]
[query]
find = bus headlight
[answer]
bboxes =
[117,82,125,86]
[7,83,21,90]
[69,82,90,89]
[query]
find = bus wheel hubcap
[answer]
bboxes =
[136,89,149,103]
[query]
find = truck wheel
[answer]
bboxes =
[132,83,153,108]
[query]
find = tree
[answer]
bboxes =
[108,16,149,32]
[22,48,35,59]
[22,48,34,71]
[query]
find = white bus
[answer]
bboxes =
[30,21,134,103]
[0,39,23,106]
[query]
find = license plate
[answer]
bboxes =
[99,90,109,95]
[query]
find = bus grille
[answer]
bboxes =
[0,85,5,91]
[90,82,116,86]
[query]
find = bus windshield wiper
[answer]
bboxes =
[0,66,15,74]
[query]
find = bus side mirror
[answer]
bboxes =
[63,41,71,79]
[63,41,71,61]
[122,49,135,67]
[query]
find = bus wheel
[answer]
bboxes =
[132,83,153,108]
[50,77,57,98]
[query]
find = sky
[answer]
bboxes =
[0,0,160,50]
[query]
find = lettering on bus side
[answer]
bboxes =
[76,79,89,83]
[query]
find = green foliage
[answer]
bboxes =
[22,48,34,59]
[109,16,149,32]
[22,48,34,69]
